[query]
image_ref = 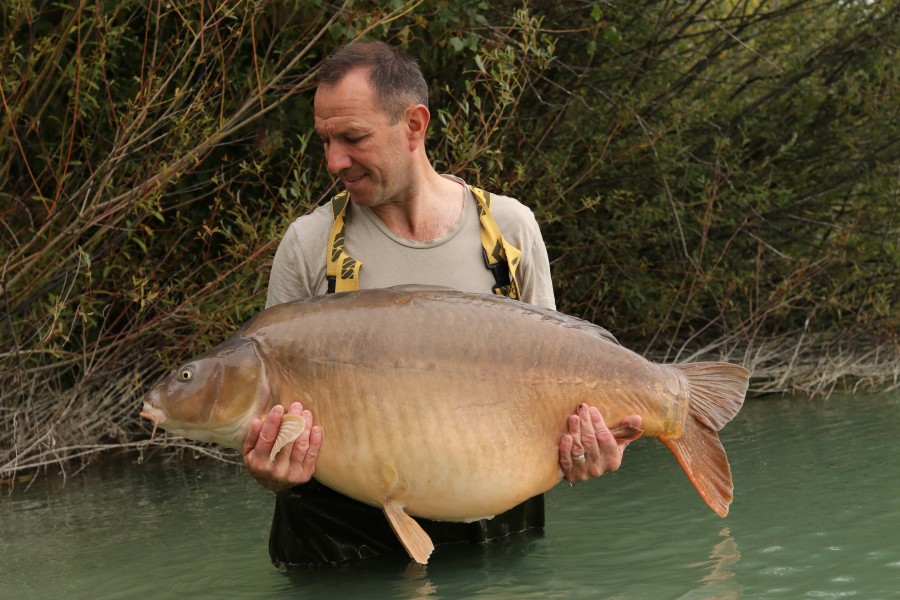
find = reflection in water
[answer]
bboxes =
[679,528,743,600]
[704,529,742,582]
[399,563,436,599]
[1,392,899,599]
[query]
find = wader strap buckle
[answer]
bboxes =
[483,248,511,295]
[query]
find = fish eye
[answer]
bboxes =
[178,367,194,381]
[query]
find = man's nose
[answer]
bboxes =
[325,142,352,174]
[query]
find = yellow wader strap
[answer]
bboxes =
[325,191,362,293]
[470,186,522,301]
[325,187,521,300]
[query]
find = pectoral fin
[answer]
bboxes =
[383,499,434,565]
[610,423,644,441]
[268,413,306,462]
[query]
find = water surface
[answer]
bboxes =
[2,392,898,599]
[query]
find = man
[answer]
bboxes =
[242,41,641,567]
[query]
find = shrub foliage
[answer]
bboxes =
[1,0,897,477]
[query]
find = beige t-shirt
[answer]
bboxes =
[266,176,555,310]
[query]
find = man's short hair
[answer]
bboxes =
[317,41,428,124]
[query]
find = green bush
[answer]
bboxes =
[1,0,896,477]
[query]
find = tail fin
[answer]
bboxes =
[660,362,750,517]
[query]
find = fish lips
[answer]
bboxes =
[139,401,167,440]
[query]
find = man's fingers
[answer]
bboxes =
[243,417,263,457]
[256,404,285,453]
[288,409,314,462]
[589,407,617,450]
[559,433,575,479]
[560,405,642,485]
[268,403,307,468]
[568,408,586,456]
[278,407,320,482]
[300,425,323,476]
[579,404,602,454]
[589,405,605,430]
[242,402,320,492]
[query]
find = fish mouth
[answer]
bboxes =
[139,404,167,441]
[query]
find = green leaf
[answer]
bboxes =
[604,25,621,46]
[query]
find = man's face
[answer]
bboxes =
[314,69,410,208]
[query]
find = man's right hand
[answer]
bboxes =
[243,402,323,493]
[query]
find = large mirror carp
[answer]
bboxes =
[141,286,749,564]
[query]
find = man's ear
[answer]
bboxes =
[405,104,430,149]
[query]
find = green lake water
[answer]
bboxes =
[2,391,899,599]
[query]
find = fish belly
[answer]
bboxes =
[254,288,678,521]
[304,367,570,520]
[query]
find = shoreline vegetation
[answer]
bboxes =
[2,1,897,483]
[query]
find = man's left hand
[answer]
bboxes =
[559,403,642,483]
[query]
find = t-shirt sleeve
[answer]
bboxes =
[516,211,556,310]
[265,206,332,308]
[490,195,556,310]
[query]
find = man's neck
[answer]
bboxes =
[371,170,465,242]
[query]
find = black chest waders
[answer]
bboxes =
[268,188,545,569]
